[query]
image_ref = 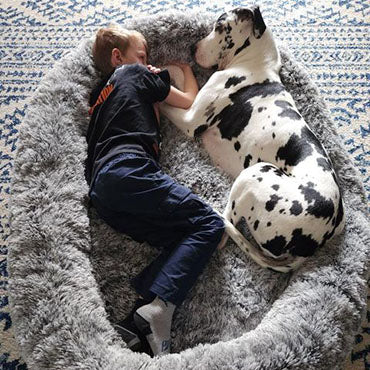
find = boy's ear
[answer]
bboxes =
[111,48,123,67]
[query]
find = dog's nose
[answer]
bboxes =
[190,43,197,58]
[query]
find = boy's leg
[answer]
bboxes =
[90,152,224,355]
[131,192,224,357]
[90,153,225,302]
[132,191,225,306]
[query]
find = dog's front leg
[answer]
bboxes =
[160,79,219,138]
[160,103,201,138]
[160,68,224,137]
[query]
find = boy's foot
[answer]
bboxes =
[114,323,141,352]
[133,296,175,356]
[114,298,153,356]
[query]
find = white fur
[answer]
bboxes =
[160,8,344,272]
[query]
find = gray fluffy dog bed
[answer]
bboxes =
[9,11,369,370]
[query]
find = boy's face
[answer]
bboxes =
[112,38,147,67]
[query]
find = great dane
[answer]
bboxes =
[160,7,344,272]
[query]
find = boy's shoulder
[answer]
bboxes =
[113,63,147,79]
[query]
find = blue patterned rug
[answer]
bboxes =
[1,0,369,369]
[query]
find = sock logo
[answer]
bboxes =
[161,339,170,352]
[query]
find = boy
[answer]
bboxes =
[86,26,225,356]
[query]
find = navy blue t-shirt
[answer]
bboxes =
[85,63,171,187]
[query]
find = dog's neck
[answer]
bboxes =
[225,28,281,75]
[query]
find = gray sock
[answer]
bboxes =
[133,296,176,356]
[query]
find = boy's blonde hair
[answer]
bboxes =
[92,25,148,76]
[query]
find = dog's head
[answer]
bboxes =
[195,7,266,69]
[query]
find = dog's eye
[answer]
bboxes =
[215,23,224,34]
[217,12,227,23]
[214,12,227,33]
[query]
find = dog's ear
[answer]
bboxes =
[251,6,266,39]
[233,7,266,39]
[233,8,254,22]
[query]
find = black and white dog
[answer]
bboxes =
[161,7,345,272]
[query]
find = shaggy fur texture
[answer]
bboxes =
[8,12,369,370]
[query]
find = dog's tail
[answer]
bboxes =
[216,211,303,273]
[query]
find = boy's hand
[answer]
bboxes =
[147,64,161,74]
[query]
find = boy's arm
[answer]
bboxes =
[163,64,198,109]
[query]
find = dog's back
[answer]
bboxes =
[162,7,345,272]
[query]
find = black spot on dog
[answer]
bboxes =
[234,37,251,56]
[206,113,215,123]
[253,220,259,230]
[265,194,282,212]
[234,141,241,151]
[274,168,285,177]
[279,209,285,214]
[244,154,253,168]
[261,235,286,256]
[335,197,344,228]
[275,100,302,120]
[194,124,209,137]
[210,80,285,140]
[267,222,271,227]
[276,99,292,107]
[300,126,326,157]
[205,102,216,118]
[261,164,274,173]
[233,7,253,21]
[317,157,332,172]
[225,76,246,88]
[272,133,276,139]
[258,107,266,113]
[321,197,344,246]
[257,158,261,163]
[251,206,254,211]
[227,41,235,49]
[215,24,224,34]
[276,131,313,167]
[290,200,303,215]
[299,183,335,220]
[257,177,263,182]
[231,200,235,210]
[272,121,276,126]
[271,184,279,191]
[286,228,319,257]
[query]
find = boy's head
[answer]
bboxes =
[92,25,148,76]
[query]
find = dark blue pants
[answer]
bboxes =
[89,152,225,306]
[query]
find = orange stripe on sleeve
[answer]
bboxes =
[88,83,114,115]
